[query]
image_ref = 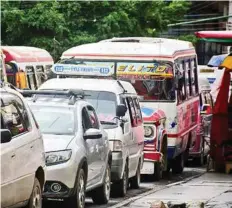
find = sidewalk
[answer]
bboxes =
[123,173,232,208]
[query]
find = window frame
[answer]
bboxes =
[1,94,29,138]
[126,96,137,127]
[86,105,100,129]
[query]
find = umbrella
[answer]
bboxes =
[207,54,228,67]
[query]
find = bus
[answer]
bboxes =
[1,46,54,89]
[57,37,200,174]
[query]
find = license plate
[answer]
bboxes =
[141,162,154,174]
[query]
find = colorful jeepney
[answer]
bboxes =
[1,46,54,89]
[58,37,200,176]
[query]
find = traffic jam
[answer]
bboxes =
[0,31,232,208]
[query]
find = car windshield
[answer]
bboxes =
[30,105,75,135]
[130,78,175,101]
[84,90,117,125]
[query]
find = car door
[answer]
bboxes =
[82,107,98,187]
[86,105,106,178]
[1,93,40,205]
[125,96,139,176]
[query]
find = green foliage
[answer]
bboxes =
[177,34,198,46]
[1,0,191,61]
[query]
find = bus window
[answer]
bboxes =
[35,66,46,87]
[5,63,17,86]
[26,66,37,90]
[185,60,192,97]
[193,58,199,95]
[176,61,186,103]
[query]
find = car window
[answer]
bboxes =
[82,107,92,131]
[1,95,27,137]
[126,97,137,127]
[14,96,31,131]
[87,106,100,129]
[84,91,117,125]
[133,97,142,123]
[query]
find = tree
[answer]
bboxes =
[1,0,191,61]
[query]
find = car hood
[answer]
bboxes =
[42,134,75,152]
[104,128,116,140]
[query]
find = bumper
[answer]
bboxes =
[43,161,78,199]
[141,160,155,175]
[111,152,124,181]
[43,181,75,199]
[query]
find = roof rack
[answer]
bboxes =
[21,89,87,105]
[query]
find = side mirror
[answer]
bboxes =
[116,104,127,117]
[83,128,102,140]
[1,129,12,143]
[201,104,212,115]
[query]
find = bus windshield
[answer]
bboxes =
[130,78,175,101]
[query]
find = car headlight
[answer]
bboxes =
[144,126,156,138]
[45,149,72,166]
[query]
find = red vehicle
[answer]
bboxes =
[195,31,232,173]
[1,46,54,89]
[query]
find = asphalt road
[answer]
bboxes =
[44,166,206,208]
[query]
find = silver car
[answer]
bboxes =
[24,89,112,208]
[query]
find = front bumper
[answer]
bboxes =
[111,152,124,181]
[43,161,78,199]
[43,181,75,199]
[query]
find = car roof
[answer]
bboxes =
[0,86,26,101]
[26,95,89,109]
[39,78,137,95]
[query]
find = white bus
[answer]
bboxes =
[55,37,200,174]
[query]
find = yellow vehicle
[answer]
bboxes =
[1,46,54,89]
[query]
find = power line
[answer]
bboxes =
[168,15,232,27]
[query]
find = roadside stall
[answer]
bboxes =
[195,31,232,173]
[1,46,54,89]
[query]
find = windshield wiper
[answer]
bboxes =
[100,121,116,125]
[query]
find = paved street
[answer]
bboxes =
[44,166,205,208]
[116,172,232,208]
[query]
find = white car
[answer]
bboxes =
[38,78,144,197]
[24,89,112,208]
[1,86,46,208]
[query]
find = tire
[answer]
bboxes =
[154,162,162,181]
[130,161,141,189]
[91,164,111,204]
[112,162,128,197]
[172,153,184,174]
[67,169,86,208]
[25,177,42,208]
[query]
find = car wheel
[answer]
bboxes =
[130,160,141,189]
[25,177,42,208]
[91,164,111,204]
[154,162,163,181]
[172,153,184,174]
[112,162,128,197]
[68,169,86,208]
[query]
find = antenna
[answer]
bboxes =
[117,80,127,93]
